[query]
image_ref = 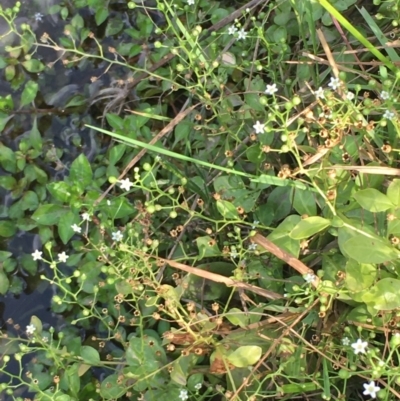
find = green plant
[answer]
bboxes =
[2,0,400,400]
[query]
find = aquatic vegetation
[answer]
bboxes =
[1,0,400,400]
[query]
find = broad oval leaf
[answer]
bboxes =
[196,235,221,258]
[227,345,262,367]
[30,316,43,335]
[342,235,398,264]
[32,204,67,225]
[216,200,239,219]
[225,308,249,328]
[58,211,78,245]
[292,189,317,216]
[21,59,45,73]
[362,278,400,311]
[387,179,400,207]
[20,81,39,107]
[345,260,376,293]
[0,221,17,237]
[0,270,9,295]
[353,188,394,212]
[70,154,92,188]
[290,217,331,240]
[81,346,100,365]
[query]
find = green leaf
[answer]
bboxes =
[0,176,16,190]
[29,119,43,151]
[345,260,376,293]
[225,308,249,328]
[0,94,14,112]
[81,346,100,365]
[292,189,317,216]
[95,8,109,25]
[58,211,78,244]
[0,270,10,295]
[106,17,124,36]
[47,182,72,203]
[70,154,92,188]
[21,253,38,275]
[0,56,7,68]
[20,191,39,211]
[353,188,394,212]
[0,221,17,237]
[196,235,221,258]
[0,143,16,173]
[290,217,331,240]
[0,251,12,262]
[342,235,398,264]
[100,374,126,399]
[5,65,15,81]
[227,345,262,367]
[20,81,39,106]
[109,144,126,165]
[21,59,45,73]
[268,215,301,256]
[30,316,43,335]
[387,179,400,206]
[32,204,67,225]
[216,200,239,219]
[71,14,84,29]
[244,93,265,112]
[170,358,188,386]
[100,198,135,219]
[264,186,292,222]
[66,364,80,395]
[362,278,400,311]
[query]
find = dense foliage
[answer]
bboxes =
[2,0,400,400]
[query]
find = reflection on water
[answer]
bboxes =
[0,0,113,397]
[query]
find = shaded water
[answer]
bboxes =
[0,1,132,396]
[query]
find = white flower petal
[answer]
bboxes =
[32,250,43,261]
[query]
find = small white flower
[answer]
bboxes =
[383,110,395,120]
[251,220,259,229]
[248,243,257,251]
[32,250,43,261]
[265,83,278,95]
[57,252,69,263]
[71,224,81,233]
[341,336,350,346]
[380,90,390,100]
[363,381,380,399]
[107,200,112,205]
[187,0,195,5]
[42,336,49,343]
[119,178,134,191]
[26,325,36,335]
[81,212,91,221]
[315,87,325,99]
[237,28,247,40]
[228,25,238,35]
[230,247,238,259]
[194,383,202,390]
[112,230,123,242]
[351,338,368,354]
[346,91,355,100]
[253,121,265,134]
[303,273,316,283]
[328,77,341,90]
[34,12,44,22]
[179,389,189,401]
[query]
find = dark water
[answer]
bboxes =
[0,1,113,396]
